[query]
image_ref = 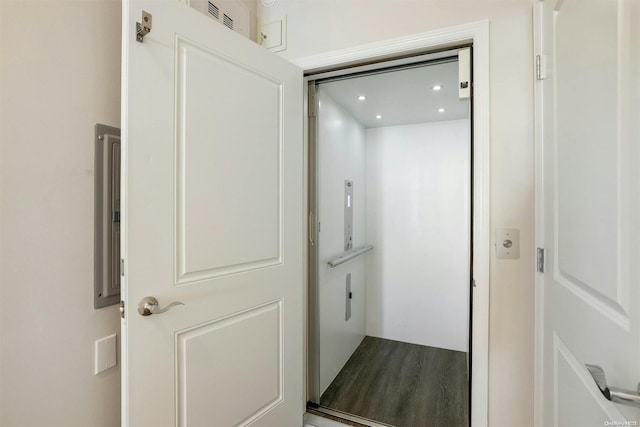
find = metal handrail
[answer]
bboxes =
[327,245,374,268]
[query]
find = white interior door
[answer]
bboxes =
[121,1,304,425]
[538,0,640,425]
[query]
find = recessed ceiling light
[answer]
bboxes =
[358,95,367,101]
[433,85,442,91]
[438,108,445,113]
[376,114,383,119]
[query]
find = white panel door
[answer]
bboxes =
[121,1,303,425]
[538,0,640,425]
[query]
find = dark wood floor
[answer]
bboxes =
[320,336,469,427]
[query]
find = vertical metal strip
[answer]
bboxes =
[459,47,472,99]
[344,180,354,251]
[306,82,322,404]
[345,273,352,321]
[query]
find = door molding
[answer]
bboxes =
[533,3,545,427]
[293,20,491,427]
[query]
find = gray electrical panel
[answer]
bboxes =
[94,124,121,309]
[344,180,353,251]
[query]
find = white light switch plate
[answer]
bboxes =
[496,228,520,259]
[95,333,117,375]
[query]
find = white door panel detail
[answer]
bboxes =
[121,0,304,425]
[538,0,640,425]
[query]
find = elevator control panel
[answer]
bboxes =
[344,180,354,251]
[94,124,121,309]
[345,273,352,321]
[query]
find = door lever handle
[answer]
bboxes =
[586,364,640,408]
[137,296,184,316]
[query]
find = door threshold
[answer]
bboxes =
[306,406,394,427]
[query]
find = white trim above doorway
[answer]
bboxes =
[293,20,491,427]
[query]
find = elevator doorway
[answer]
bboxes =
[307,48,473,427]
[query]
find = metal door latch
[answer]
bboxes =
[137,296,184,316]
[136,11,152,43]
[586,364,640,408]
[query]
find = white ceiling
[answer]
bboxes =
[319,61,470,129]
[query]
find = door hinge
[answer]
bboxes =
[537,247,545,273]
[308,84,318,117]
[120,258,125,276]
[536,55,547,80]
[308,212,316,246]
[120,300,125,319]
[136,10,152,43]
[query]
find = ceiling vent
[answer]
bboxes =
[190,0,249,39]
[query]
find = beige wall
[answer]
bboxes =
[0,0,534,425]
[0,0,122,425]
[0,0,3,420]
[256,1,535,426]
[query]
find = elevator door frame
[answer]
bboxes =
[298,21,490,427]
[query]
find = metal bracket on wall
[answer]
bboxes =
[136,10,152,42]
